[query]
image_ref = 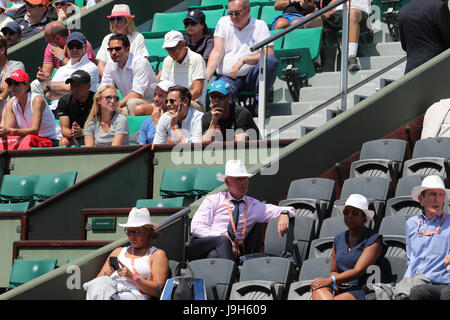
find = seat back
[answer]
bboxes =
[385,196,422,217]
[145,37,167,61]
[33,171,78,201]
[192,167,225,196]
[0,201,32,212]
[286,178,336,202]
[318,217,347,238]
[260,5,281,29]
[151,12,186,33]
[269,29,284,50]
[395,175,432,197]
[127,116,151,136]
[135,197,185,208]
[9,259,58,289]
[378,215,408,236]
[204,8,225,29]
[298,257,331,281]
[283,27,323,60]
[0,174,38,202]
[187,258,238,300]
[411,137,450,158]
[159,168,197,197]
[359,139,408,162]
[240,257,293,284]
[339,177,394,202]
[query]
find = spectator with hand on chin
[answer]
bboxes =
[53,0,77,22]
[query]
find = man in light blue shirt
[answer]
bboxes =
[405,175,450,300]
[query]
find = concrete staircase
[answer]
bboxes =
[262,23,407,140]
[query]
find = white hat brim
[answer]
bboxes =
[118,222,159,228]
[337,204,375,223]
[411,186,450,202]
[217,173,254,182]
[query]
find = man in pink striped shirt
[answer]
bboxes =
[187,159,296,261]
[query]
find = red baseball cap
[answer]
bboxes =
[6,70,30,83]
[25,0,50,7]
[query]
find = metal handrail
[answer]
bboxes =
[250,0,350,138]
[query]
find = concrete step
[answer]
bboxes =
[359,42,405,57]
[359,55,405,70]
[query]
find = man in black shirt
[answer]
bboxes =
[201,80,260,143]
[57,70,94,146]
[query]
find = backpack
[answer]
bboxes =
[160,262,207,300]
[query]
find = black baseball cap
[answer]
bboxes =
[65,70,91,84]
[183,9,205,24]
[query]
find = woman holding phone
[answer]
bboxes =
[84,207,169,300]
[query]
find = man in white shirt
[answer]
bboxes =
[153,85,203,144]
[43,32,99,111]
[100,33,158,116]
[206,0,278,116]
[160,30,206,112]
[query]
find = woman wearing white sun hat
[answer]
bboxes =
[311,193,387,300]
[83,207,169,300]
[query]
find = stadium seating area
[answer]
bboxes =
[0,0,449,302]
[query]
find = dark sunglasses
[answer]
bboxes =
[228,11,242,16]
[107,46,124,52]
[102,95,120,102]
[110,16,126,23]
[67,43,84,50]
[209,93,227,100]
[184,20,198,27]
[6,80,25,87]
[165,98,178,105]
[343,208,363,217]
[125,229,142,236]
[3,30,18,36]
[54,2,69,7]
[25,3,43,8]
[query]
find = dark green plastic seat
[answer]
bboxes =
[136,196,185,208]
[9,259,58,289]
[0,202,32,212]
[160,168,197,197]
[145,37,167,64]
[188,0,228,10]
[152,12,186,33]
[127,116,151,136]
[283,27,322,60]
[193,167,225,196]
[33,171,77,201]
[204,8,225,29]
[0,174,38,202]
[260,5,282,29]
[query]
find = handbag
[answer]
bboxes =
[160,262,207,300]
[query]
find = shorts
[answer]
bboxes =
[322,9,369,33]
[272,13,305,30]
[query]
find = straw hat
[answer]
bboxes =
[107,4,135,18]
[337,194,375,225]
[119,207,158,228]
[217,159,254,182]
[411,175,450,202]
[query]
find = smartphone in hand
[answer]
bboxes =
[109,256,120,270]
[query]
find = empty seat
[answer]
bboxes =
[192,167,225,196]
[229,257,294,300]
[127,116,151,137]
[159,168,197,198]
[135,197,185,208]
[287,256,331,300]
[384,175,430,217]
[9,258,58,289]
[33,171,77,201]
[0,174,38,202]
[0,201,32,212]
[185,258,238,300]
[188,0,228,10]
[308,217,347,259]
[402,137,450,178]
[378,215,408,258]
[204,8,225,33]
[151,12,186,34]
[279,178,336,227]
[260,5,281,29]
[350,139,408,183]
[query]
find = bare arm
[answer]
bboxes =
[133,249,169,297]
[190,79,204,102]
[206,37,225,81]
[84,135,95,147]
[111,134,127,146]
[118,91,143,111]
[96,247,122,277]
[59,116,72,139]
[97,60,107,78]
[274,0,290,10]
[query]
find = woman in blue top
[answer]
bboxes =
[311,194,386,300]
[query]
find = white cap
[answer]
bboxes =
[217,159,254,182]
[162,30,184,48]
[151,80,176,93]
[119,207,159,228]
[337,194,375,226]
[410,175,450,202]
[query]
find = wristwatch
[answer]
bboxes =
[58,55,65,62]
[240,58,246,65]
[46,81,51,91]
[281,210,290,216]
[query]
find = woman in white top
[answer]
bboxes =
[0,70,61,146]
[92,207,169,300]
[96,4,148,77]
[84,85,129,147]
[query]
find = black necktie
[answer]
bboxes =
[227,199,242,241]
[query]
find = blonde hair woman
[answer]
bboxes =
[96,4,149,77]
[84,85,129,147]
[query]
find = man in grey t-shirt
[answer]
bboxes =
[0,35,25,122]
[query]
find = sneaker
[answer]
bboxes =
[348,55,360,72]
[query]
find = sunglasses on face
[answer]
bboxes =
[343,208,363,217]
[165,98,178,105]
[67,43,84,50]
[184,20,198,27]
[102,95,120,102]
[125,229,142,236]
[110,16,126,23]
[54,2,69,8]
[6,80,25,87]
[107,46,124,52]
[3,30,17,36]
[228,11,242,16]
[209,93,227,100]
[26,3,43,9]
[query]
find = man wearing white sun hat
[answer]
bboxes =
[187,159,296,261]
[406,175,450,300]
